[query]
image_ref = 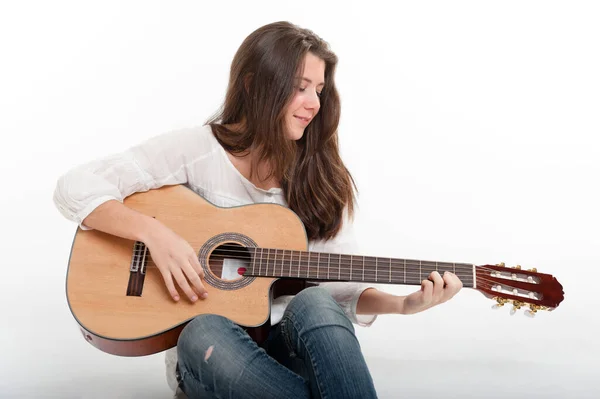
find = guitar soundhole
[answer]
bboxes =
[208,243,252,282]
[200,233,257,290]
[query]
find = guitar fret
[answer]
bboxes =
[303,251,307,278]
[297,251,300,278]
[328,254,330,279]
[350,255,353,281]
[277,249,280,276]
[362,256,366,281]
[404,259,406,283]
[338,254,341,280]
[305,252,309,278]
[303,252,310,278]
[389,258,392,283]
[317,253,320,279]
[306,251,309,278]
[375,257,378,282]
[279,249,283,276]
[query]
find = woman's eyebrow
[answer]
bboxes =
[296,77,325,87]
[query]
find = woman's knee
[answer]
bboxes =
[287,287,354,331]
[177,314,233,356]
[176,315,245,396]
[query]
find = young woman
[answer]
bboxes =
[53,21,463,399]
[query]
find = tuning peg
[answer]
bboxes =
[511,300,525,315]
[514,265,522,270]
[528,268,537,272]
[494,297,509,307]
[525,304,542,318]
[497,262,506,267]
[512,300,524,309]
[526,304,547,314]
[492,297,509,310]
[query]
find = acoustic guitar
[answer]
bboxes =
[64,185,564,356]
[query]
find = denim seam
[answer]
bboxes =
[280,317,297,358]
[178,365,217,398]
[287,314,328,399]
[232,322,307,387]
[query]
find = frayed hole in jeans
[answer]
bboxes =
[204,345,214,362]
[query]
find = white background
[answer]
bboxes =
[1,1,599,398]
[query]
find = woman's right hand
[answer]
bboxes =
[142,223,208,303]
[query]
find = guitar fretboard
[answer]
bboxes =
[245,248,475,287]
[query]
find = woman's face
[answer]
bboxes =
[285,52,325,141]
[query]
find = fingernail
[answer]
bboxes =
[192,295,198,301]
[202,292,208,299]
[174,295,180,301]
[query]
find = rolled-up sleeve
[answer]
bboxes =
[52,127,208,230]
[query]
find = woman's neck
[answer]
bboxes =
[222,123,281,190]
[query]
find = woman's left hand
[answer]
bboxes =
[399,271,463,315]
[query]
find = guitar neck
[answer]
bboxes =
[245,247,476,288]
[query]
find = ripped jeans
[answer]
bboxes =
[176,286,378,398]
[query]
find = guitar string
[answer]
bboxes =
[135,246,536,289]
[134,246,516,276]
[140,252,480,277]
[141,257,536,295]
[141,259,541,303]
[238,270,532,296]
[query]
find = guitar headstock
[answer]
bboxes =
[475,263,564,317]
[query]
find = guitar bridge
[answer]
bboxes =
[127,241,148,296]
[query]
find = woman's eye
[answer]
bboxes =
[297,86,322,97]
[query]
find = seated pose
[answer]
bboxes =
[53,21,462,399]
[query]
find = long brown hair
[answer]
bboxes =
[206,21,356,241]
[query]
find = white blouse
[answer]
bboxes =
[52,124,377,394]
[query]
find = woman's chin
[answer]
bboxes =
[287,129,305,141]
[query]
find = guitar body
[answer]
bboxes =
[66,185,309,356]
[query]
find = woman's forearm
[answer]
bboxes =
[82,199,163,243]
[356,288,405,315]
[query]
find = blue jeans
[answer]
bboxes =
[176,286,378,398]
